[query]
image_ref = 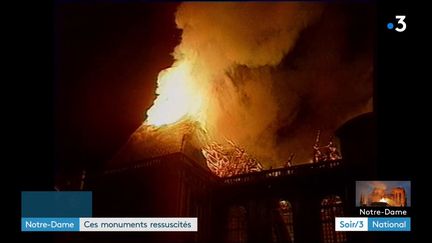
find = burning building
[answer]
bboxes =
[57,2,378,242]
[356,180,411,208]
[361,186,407,207]
[86,112,377,243]
[132,2,374,169]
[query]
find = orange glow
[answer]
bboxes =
[145,60,204,127]
[379,197,388,203]
[378,197,395,205]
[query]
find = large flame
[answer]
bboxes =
[140,2,371,167]
[145,60,204,127]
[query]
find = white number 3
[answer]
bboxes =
[395,15,406,32]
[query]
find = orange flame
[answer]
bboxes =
[145,60,205,127]
[379,197,388,203]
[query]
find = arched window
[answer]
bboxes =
[278,200,294,242]
[272,200,294,242]
[321,195,346,243]
[227,206,247,243]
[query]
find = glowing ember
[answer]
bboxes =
[202,140,263,177]
[312,130,342,163]
[145,60,205,127]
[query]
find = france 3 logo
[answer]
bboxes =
[387,15,406,32]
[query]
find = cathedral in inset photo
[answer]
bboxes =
[356,181,410,207]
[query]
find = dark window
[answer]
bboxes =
[227,206,247,243]
[272,200,295,242]
[321,195,346,243]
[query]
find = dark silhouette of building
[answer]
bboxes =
[84,112,377,243]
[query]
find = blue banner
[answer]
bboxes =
[22,191,92,217]
[368,217,410,231]
[21,218,80,232]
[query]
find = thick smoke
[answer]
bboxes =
[171,2,373,167]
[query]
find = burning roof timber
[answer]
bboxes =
[202,141,263,177]
[106,118,264,177]
[107,119,209,170]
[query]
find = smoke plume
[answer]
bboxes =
[157,2,374,167]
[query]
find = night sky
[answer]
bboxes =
[54,2,180,176]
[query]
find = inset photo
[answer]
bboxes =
[356,181,411,207]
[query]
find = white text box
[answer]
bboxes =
[79,218,198,232]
